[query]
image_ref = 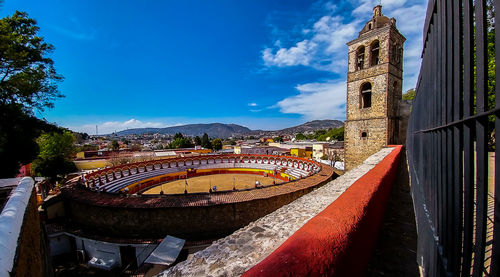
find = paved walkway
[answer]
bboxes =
[365,150,419,276]
[159,147,395,277]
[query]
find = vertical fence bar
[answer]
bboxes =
[491,0,500,274]
[451,0,463,274]
[472,0,489,275]
[462,0,475,275]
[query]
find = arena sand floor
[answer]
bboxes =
[142,174,283,194]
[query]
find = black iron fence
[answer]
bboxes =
[407,0,499,276]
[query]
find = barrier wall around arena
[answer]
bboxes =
[61,155,334,241]
[243,146,402,277]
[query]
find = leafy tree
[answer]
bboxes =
[32,131,77,182]
[173,132,184,140]
[77,144,98,152]
[402,88,415,100]
[73,132,89,144]
[130,144,142,151]
[211,138,223,151]
[317,126,345,141]
[0,11,63,111]
[330,126,344,141]
[201,133,211,149]
[0,11,64,177]
[0,104,60,177]
[225,139,236,145]
[273,136,283,142]
[295,133,306,140]
[194,136,202,146]
[169,137,193,149]
[110,140,120,151]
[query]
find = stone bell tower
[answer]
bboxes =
[344,5,405,170]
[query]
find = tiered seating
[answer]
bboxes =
[88,156,320,193]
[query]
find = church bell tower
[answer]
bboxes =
[344,5,405,170]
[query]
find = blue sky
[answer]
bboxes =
[1,0,427,134]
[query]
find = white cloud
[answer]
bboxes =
[263,40,317,67]
[277,81,347,120]
[72,119,165,135]
[264,0,426,119]
[262,14,360,72]
[248,102,258,107]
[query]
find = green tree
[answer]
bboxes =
[0,11,64,177]
[77,144,98,152]
[32,131,77,182]
[0,11,63,111]
[0,104,60,177]
[169,137,193,149]
[110,140,120,151]
[201,133,211,149]
[225,139,236,145]
[194,136,202,146]
[317,126,345,141]
[211,138,223,151]
[295,133,306,140]
[330,126,344,141]
[273,136,283,142]
[402,88,415,100]
[173,132,184,140]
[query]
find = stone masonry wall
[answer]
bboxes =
[344,21,405,170]
[345,118,388,169]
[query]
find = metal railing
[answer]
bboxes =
[407,0,499,276]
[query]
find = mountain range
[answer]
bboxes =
[113,120,344,138]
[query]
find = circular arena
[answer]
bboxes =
[62,154,335,241]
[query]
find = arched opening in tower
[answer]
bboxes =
[360,82,372,108]
[370,40,380,66]
[356,46,365,70]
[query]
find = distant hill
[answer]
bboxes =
[112,120,344,138]
[114,123,251,138]
[278,120,344,134]
[248,120,344,136]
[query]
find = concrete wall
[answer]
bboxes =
[243,146,403,277]
[0,178,46,277]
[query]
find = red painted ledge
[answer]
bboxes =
[243,146,403,277]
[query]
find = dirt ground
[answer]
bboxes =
[143,174,282,194]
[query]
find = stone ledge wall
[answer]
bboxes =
[243,145,402,277]
[159,147,398,277]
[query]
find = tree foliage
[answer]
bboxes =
[0,104,61,177]
[402,88,415,100]
[201,133,211,149]
[32,131,77,181]
[211,138,223,151]
[194,136,202,146]
[0,11,63,112]
[110,140,120,151]
[0,11,64,177]
[295,133,306,141]
[168,133,193,149]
